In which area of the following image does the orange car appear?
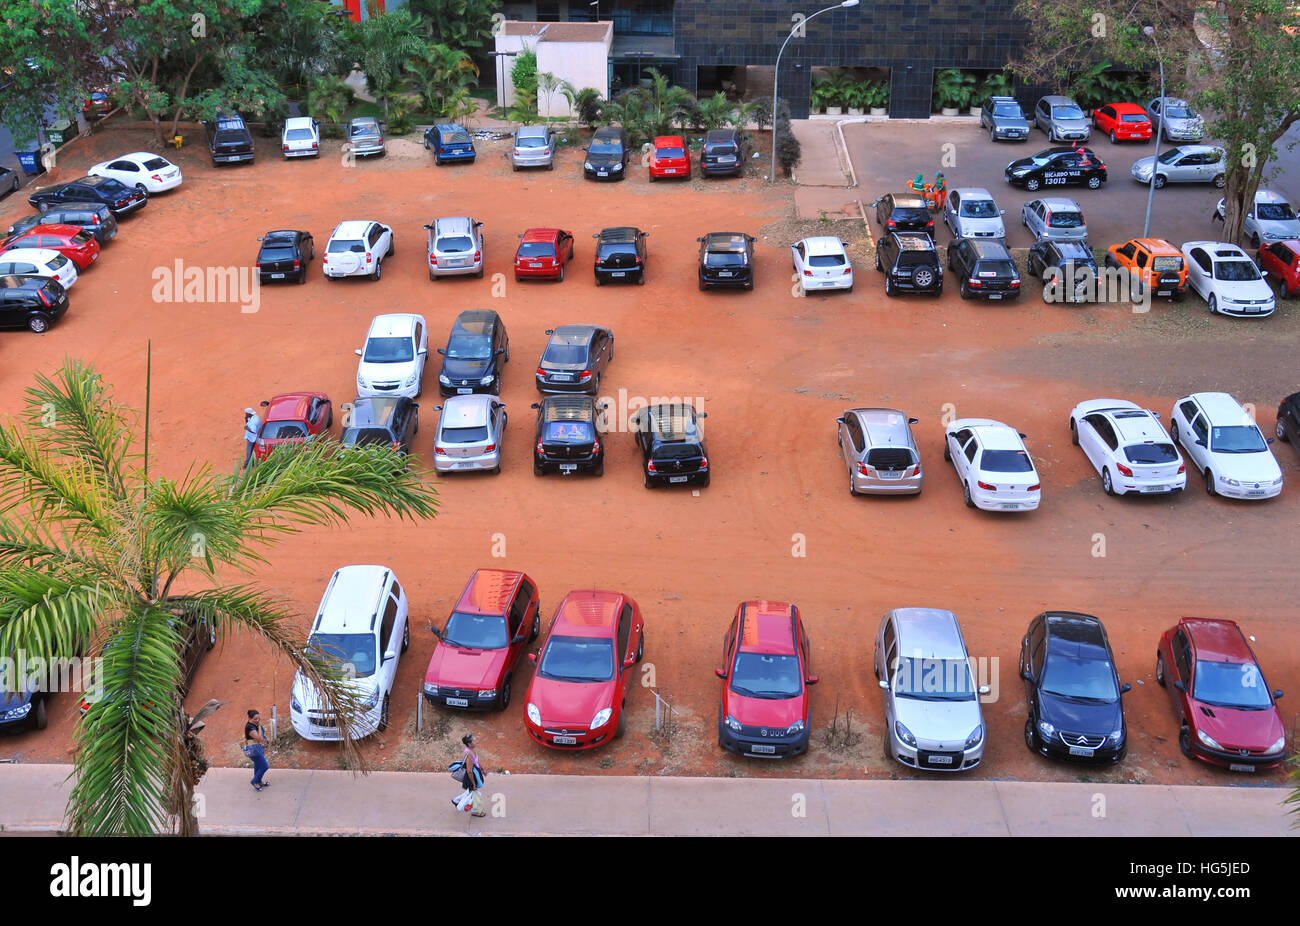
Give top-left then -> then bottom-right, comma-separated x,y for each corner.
1104,238 -> 1187,299
648,135 -> 690,181
1092,102 -> 1153,143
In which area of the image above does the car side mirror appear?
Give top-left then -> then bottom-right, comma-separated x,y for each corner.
1120,683 -> 1132,694
260,400 -> 269,407
1018,432 -> 1027,439
908,417 -> 919,424
715,668 -> 726,679
1173,680 -> 1186,693
544,329 -> 555,336
978,685 -> 990,695
530,402 -> 541,409
436,347 -> 446,355
354,348 -> 363,356
999,209 -> 1006,215
698,412 -> 707,418
1021,669 -> 1033,682
1267,437 -> 1275,445
423,224 -> 432,230
835,417 -> 845,424
623,656 -> 636,668
528,652 -> 538,664
495,347 -> 505,356
383,649 -> 396,662
431,626 -> 442,639
806,675 -> 819,685
1274,689 -> 1284,700
417,347 -> 427,355
511,633 -> 526,645
878,679 -> 889,690
592,233 -> 599,239
1195,439 -> 1206,447
696,237 -> 704,243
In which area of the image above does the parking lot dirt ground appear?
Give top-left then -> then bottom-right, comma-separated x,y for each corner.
2,124 -> 1299,791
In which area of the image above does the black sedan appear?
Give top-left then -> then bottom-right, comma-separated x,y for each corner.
535,324 -> 613,395
697,232 -> 755,290
532,395 -> 604,476
29,175 -> 147,216
631,401 -> 710,488
256,229 -> 314,284
593,226 -> 648,285
341,395 -> 418,455
1021,611 -> 1130,764
1004,147 -> 1108,192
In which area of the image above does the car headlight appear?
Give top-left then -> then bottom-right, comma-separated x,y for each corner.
422,683 -> 436,697
9,702 -> 31,718
1010,168 -> 1028,177
1222,476 -> 1240,486
1197,728 -> 1222,750
291,696 -> 301,713
611,162 -> 623,170
1266,735 -> 1287,755
1273,476 -> 1284,485
477,689 -> 496,699
584,161 -> 594,170
894,721 -> 917,747
1038,720 -> 1056,738
403,371 -> 417,387
527,702 -> 541,726
357,374 -> 370,388
785,719 -> 805,736
965,724 -> 984,750
480,374 -> 494,386
724,713 -> 742,732
1107,727 -> 1124,746
590,707 -> 612,730
439,374 -> 451,385
360,689 -> 380,709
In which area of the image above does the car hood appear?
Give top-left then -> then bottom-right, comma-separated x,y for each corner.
1191,699 -> 1285,752
442,357 -> 491,379
527,676 -> 615,726
425,643 -> 509,690
1207,277 -> 1275,302
1161,116 -> 1202,131
893,693 -> 983,746
292,671 -> 376,713
956,216 -> 1006,236
358,359 -> 417,384
586,151 -> 623,166
0,688 -> 35,711
1038,690 -> 1122,737
1053,117 -> 1090,131
1006,157 -> 1039,173
1208,448 -> 1282,481
1257,218 -> 1300,239
726,690 -> 806,728
1131,157 -> 1158,176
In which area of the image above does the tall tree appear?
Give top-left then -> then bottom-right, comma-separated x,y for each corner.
407,0 -> 500,51
350,7 -> 427,119
0,0 -> 102,143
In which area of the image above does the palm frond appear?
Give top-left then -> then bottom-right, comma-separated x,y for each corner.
0,569 -> 115,661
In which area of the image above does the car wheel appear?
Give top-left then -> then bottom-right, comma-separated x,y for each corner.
1278,419 -> 1289,442
636,634 -> 644,663
297,269 -> 307,284
1213,173 -> 1225,189
643,469 -> 654,488
875,252 -> 882,271
744,277 -> 753,290
530,611 -> 540,641
698,278 -> 707,291
593,460 -> 604,477
1280,280 -> 1291,299
1205,468 -> 1216,496
401,620 -> 410,653
698,473 -> 710,487
849,473 -> 859,496
1109,130 -> 1117,144
377,694 -> 390,732
1070,418 -> 1079,445
429,269 -> 436,281
533,462 -> 544,476
1249,232 -> 1260,249
989,128 -> 996,143
943,442 -> 952,461
493,461 -> 501,475
1155,652 -> 1166,687
497,674 -> 512,711
595,275 -> 604,286
1102,467 -> 1115,496
1023,719 -> 1036,753
1153,175 -> 1167,189
1104,254 -> 1116,269
558,264 -> 565,282
616,703 -> 627,738
27,314 -> 50,333
372,258 -> 382,281
1025,177 -> 1040,191
638,271 -> 646,285
963,481 -> 975,508
512,163 -> 519,171
885,277 -> 897,297
959,282 -> 972,300
1178,727 -> 1195,758
1087,175 -> 1101,189
386,238 -> 395,258
1207,294 -> 1217,314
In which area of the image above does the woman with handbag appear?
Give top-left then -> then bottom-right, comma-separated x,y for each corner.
450,733 -> 487,817
244,709 -> 269,792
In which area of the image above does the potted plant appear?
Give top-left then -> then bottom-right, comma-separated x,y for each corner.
846,81 -> 869,116
933,68 -> 976,116
810,79 -> 832,114
827,73 -> 851,116
865,80 -> 889,116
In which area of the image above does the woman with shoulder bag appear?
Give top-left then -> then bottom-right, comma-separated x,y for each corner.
450,733 -> 487,817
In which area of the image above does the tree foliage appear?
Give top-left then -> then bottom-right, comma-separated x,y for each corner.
407,0 -> 500,51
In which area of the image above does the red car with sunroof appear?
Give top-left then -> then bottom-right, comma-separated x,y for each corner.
1092,102 -> 1152,142
1155,617 -> 1287,771
648,135 -> 691,181
716,600 -> 817,758
0,223 -> 101,270
514,227 -> 575,281
253,392 -> 332,462
524,589 -> 644,749
423,569 -> 540,711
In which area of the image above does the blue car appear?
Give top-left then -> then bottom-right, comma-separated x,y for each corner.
0,684 -> 47,734
424,123 -> 476,165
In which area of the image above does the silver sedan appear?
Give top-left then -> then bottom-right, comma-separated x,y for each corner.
433,394 -> 506,474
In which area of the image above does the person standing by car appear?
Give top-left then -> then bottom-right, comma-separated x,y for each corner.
244,709 -> 269,791
242,407 -> 260,469
453,733 -> 486,817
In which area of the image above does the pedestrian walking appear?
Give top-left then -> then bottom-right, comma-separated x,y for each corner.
244,709 -> 269,791
242,407 -> 261,469
450,733 -> 487,817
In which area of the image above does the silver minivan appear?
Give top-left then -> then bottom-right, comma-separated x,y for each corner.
512,125 -> 554,170
837,407 -> 923,495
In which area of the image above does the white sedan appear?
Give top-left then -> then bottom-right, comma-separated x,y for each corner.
944,418 -> 1041,511
1069,399 -> 1186,496
88,152 -> 182,194
0,247 -> 78,288
791,236 -> 853,293
1170,392 -> 1283,499
1180,240 -> 1275,317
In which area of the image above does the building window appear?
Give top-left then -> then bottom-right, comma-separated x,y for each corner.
536,1 -> 560,22
613,0 -> 674,36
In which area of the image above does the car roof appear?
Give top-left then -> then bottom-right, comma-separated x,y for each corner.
889,608 -> 965,658
1042,612 -> 1110,658
953,186 -> 994,199
1180,618 -> 1252,662
516,124 -> 549,137
213,114 -> 246,128
314,565 -> 391,632
434,216 -> 475,236
541,394 -> 595,421
593,126 -> 625,139
440,393 -> 494,426
704,232 -> 751,250
1039,146 -> 1096,157
654,135 -> 685,146
349,395 -> 406,428
1040,95 -> 1078,105
1186,391 -> 1250,422
553,590 -> 623,637
738,601 -> 797,655
367,313 -> 420,338
0,275 -> 54,290
1125,237 -> 1180,254
968,239 -> 1013,258
641,403 -> 701,439
1035,196 -> 1082,210
988,95 -> 1018,102
1183,241 -> 1249,260
890,231 -> 935,251
1109,408 -> 1167,443
350,116 -> 379,127
889,193 -> 927,208
598,226 -> 641,242
435,122 -> 467,131
1050,240 -> 1093,257
1108,102 -> 1148,114
1171,144 -> 1221,155
0,247 -> 61,261
261,229 -> 302,244
1254,189 -> 1290,204
704,128 -> 739,141
521,227 -> 564,242
457,569 -> 523,615
284,116 -> 315,128
10,223 -> 81,238
799,235 -> 846,254
850,408 -> 915,446
265,391 -> 321,421
451,309 -> 498,335
549,323 -> 601,343
333,220 -> 377,238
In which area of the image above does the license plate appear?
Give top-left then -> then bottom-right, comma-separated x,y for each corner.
1246,490 -> 1266,496
447,259 -> 466,266
270,272 -> 285,279
560,463 -> 577,472
988,293 -> 1002,300
446,697 -> 469,707
456,387 -> 472,395
718,156 -> 736,163
553,373 -> 573,381
1001,502 -> 1020,509
612,271 -> 626,277
1068,745 -> 1095,758
669,475 -> 688,483
91,253 -> 98,260
927,754 -> 954,765
1141,485 -> 1168,493
456,461 -> 476,468
529,262 -> 543,268
1229,763 -> 1256,773
879,471 -> 903,480
1157,289 -> 1171,296
597,171 -> 608,177
553,735 -> 577,744
665,168 -> 676,174
717,270 -> 733,277
750,744 -> 776,755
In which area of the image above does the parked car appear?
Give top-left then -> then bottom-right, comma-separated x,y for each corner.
423,569 -> 541,711
874,192 -> 934,237
1170,392 -> 1283,498
1179,241 -> 1275,316
942,187 -> 1006,241
1274,391 -> 1300,449
1104,238 -> 1187,299
253,391 -> 332,463
875,607 -> 988,771
1091,102 -> 1152,142
511,124 -> 554,170
0,166 -> 19,199
1004,147 -> 1107,192
700,128 -> 748,176
1215,190 -> 1300,247
593,226 -> 648,285
81,86 -> 113,120
1257,240 -> 1300,299
1068,399 -> 1186,495
29,175 -> 146,217
347,117 -> 385,157
524,589 -> 644,750
205,113 -> 255,165
437,309 -> 508,396
583,126 -> 631,180
791,235 -> 852,293
980,95 -> 1031,142
697,231 -> 756,290
1021,196 -> 1087,243
281,116 -> 321,158
424,122 -> 475,164
355,313 -> 428,399
531,394 -> 604,476
514,227 -> 574,282
340,395 -> 418,456
0,677 -> 48,733
944,418 -> 1041,511
1,224 -> 99,270
716,600 -> 816,758
1027,239 -> 1098,303
0,275 -> 68,333
1021,611 -> 1129,763
1147,96 -> 1204,142
1035,95 -> 1091,142
836,407 -> 922,496
947,238 -> 1021,300
648,134 -> 690,180
0,248 -> 77,289
534,324 -> 613,394
323,220 -> 394,281
290,565 -> 409,740
8,203 -> 117,245
424,215 -> 484,279
88,152 -> 182,193
1132,145 -> 1227,189
433,394 -> 506,475
1156,618 -> 1286,770
255,229 -> 313,285
631,400 -> 709,488
875,231 -> 942,297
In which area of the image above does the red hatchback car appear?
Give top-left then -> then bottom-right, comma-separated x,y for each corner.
648,135 -> 691,181
716,600 -> 817,758
1156,618 -> 1287,771
1258,239 -> 1300,299
524,589 -> 644,750
1092,102 -> 1153,142
514,227 -> 575,282
424,569 -> 540,711
0,223 -> 101,270
253,392 -> 332,462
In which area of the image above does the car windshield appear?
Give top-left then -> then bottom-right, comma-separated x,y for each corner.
1193,660 -> 1273,709
437,235 -> 474,253
516,135 -> 548,148
1048,212 -> 1083,227
589,141 -> 622,154
545,421 -> 592,441
1165,104 -> 1195,119
441,425 -> 489,443
1213,259 -> 1261,281
730,653 -> 802,699
519,242 -> 556,258
214,131 -> 246,145
539,636 -> 614,682
977,259 -> 1018,278
808,253 -> 845,267
1029,154 -> 1055,165
1258,203 -> 1297,221
1121,114 -> 1148,123
1125,442 -> 1179,464
327,239 -> 365,253
1209,425 -> 1267,453
981,449 -> 1034,472
542,342 -> 588,364
705,250 -> 746,267
263,421 -> 307,439
892,656 -> 977,701
445,333 -> 491,359
442,611 -> 508,649
1053,104 -> 1085,119
657,146 -> 685,158
1157,148 -> 1183,164
363,336 -> 414,363
307,632 -> 376,678
285,128 -> 314,140
993,103 -> 1021,116
961,200 -> 999,218
343,427 -> 395,447
1041,654 -> 1119,702
654,441 -> 702,459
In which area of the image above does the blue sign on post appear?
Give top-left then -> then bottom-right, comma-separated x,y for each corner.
16,151 -> 41,174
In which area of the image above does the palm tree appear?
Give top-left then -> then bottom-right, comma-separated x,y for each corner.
307,74 -> 355,126
536,72 -> 576,120
352,8 -> 427,119
407,43 -> 478,116
641,67 -> 694,137
693,91 -> 737,131
0,359 -> 439,835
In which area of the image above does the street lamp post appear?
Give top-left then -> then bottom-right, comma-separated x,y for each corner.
770,0 -> 860,182
1142,24 -> 1166,238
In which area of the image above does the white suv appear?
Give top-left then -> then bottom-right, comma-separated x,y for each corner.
356,313 -> 428,399
1170,392 -> 1284,499
323,220 -> 394,281
290,565 -> 410,741
281,116 -> 321,158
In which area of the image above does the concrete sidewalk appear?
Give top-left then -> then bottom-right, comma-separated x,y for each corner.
1,764 -> 1293,836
